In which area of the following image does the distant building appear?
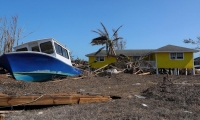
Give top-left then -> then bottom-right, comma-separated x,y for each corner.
194,57 -> 200,65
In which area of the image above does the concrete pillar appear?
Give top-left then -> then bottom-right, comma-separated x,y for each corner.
168,68 -> 170,75
170,69 -> 173,75
174,68 -> 177,75
156,68 -> 159,75
177,68 -> 179,75
185,68 -> 187,75
192,67 -> 195,75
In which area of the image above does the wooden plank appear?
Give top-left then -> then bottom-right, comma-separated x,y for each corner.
109,65 -> 123,71
93,64 -> 108,73
79,97 -> 111,104
72,76 -> 87,80
50,80 -> 64,82
0,115 -> 3,120
94,71 -> 104,76
0,95 -> 78,106
134,70 -> 140,74
0,110 -> 22,114
0,93 -> 8,97
138,72 -> 150,75
0,93 -> 111,107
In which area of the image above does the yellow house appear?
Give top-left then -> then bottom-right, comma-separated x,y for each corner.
86,45 -> 199,75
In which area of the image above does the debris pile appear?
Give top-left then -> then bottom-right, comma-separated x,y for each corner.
78,54 -> 155,77
142,76 -> 200,105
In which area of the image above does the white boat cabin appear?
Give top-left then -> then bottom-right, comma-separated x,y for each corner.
14,38 -> 72,66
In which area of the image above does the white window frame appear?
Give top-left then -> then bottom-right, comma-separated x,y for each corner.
170,53 -> 184,60
95,56 -> 104,62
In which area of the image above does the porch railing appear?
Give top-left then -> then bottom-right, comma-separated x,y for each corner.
135,61 -> 156,68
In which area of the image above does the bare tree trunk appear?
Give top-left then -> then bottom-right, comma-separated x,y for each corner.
113,39 -> 126,50
0,15 -> 22,55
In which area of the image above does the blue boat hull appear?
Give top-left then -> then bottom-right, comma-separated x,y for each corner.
0,52 -> 81,82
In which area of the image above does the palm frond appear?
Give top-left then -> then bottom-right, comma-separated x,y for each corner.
112,25 -> 123,37
113,37 -> 123,41
97,29 -> 106,36
106,42 -> 108,51
91,36 -> 107,45
95,46 -> 105,55
112,29 -> 118,38
91,30 -> 104,36
100,22 -> 109,38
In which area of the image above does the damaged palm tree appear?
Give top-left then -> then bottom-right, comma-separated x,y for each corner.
89,23 -> 154,76
91,22 -> 123,58
90,23 -> 127,76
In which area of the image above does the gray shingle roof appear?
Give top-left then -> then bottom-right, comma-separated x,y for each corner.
154,44 -> 199,52
85,49 -> 154,57
85,45 -> 199,57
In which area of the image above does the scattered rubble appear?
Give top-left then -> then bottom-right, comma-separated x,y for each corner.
142,76 -> 200,105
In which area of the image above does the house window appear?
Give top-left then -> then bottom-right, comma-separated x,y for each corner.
170,53 -> 183,60
95,56 -> 104,62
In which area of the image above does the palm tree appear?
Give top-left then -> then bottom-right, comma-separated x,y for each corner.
91,22 -> 123,58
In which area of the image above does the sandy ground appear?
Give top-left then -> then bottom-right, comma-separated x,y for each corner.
0,72 -> 200,120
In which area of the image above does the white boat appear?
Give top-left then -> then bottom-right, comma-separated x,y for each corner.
0,38 -> 81,82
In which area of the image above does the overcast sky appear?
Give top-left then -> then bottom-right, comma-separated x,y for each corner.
1,0 -> 200,59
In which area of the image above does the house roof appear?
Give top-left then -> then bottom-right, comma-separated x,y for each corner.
154,44 -> 199,53
85,49 -> 154,57
194,57 -> 200,61
85,44 -> 199,57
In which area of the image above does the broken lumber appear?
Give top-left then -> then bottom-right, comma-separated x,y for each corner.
72,76 -> 87,80
79,97 -> 111,104
0,110 -> 22,114
108,65 -> 123,71
93,64 -> 108,73
0,92 -> 111,107
50,79 -> 64,82
134,70 -> 141,74
138,72 -> 150,75
94,71 -> 103,76
0,115 -> 3,120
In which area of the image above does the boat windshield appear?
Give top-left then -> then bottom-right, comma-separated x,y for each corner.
40,41 -> 54,54
31,46 -> 40,52
54,42 -> 69,59
16,47 -> 28,51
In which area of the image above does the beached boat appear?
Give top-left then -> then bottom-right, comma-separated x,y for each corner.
0,38 -> 81,82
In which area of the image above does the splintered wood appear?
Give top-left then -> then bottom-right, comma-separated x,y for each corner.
0,115 -> 3,120
0,92 -> 111,107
